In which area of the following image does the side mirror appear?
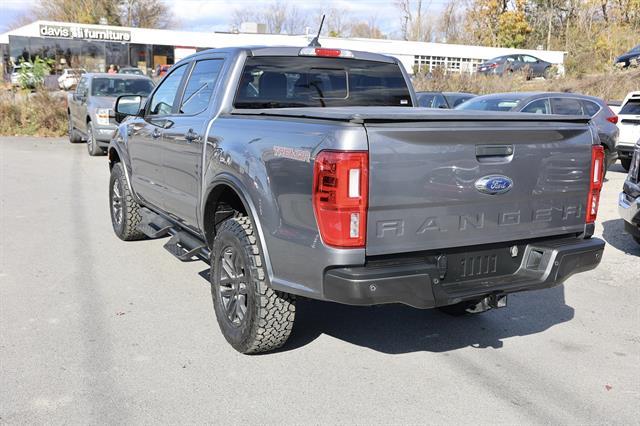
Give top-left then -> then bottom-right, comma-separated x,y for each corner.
115,95 -> 142,123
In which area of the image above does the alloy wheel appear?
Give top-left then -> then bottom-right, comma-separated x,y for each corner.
217,246 -> 248,326
87,127 -> 94,154
111,178 -> 123,226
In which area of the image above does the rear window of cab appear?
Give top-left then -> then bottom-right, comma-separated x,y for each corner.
234,56 -> 412,108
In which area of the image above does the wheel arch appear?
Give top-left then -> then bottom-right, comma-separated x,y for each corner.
202,175 -> 274,281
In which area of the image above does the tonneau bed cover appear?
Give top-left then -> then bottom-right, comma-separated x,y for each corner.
231,106 -> 592,124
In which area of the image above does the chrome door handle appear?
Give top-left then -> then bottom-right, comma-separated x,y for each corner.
151,128 -> 162,139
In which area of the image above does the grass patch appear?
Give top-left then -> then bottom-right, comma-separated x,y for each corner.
0,90 -> 68,137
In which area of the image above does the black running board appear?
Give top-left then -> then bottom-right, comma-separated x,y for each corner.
138,208 -> 173,238
137,207 -> 210,262
164,230 -> 209,261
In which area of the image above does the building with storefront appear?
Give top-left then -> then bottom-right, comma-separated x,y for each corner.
0,20 -> 566,78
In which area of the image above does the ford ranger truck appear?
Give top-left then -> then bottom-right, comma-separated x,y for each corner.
107,46 -> 606,354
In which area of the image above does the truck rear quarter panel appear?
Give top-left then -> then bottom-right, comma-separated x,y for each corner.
203,115 -> 368,297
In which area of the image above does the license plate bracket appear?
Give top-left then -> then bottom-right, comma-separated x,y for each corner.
441,244 -> 525,283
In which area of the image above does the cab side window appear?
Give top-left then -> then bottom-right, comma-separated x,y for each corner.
148,64 -> 187,116
179,59 -> 224,115
76,77 -> 88,97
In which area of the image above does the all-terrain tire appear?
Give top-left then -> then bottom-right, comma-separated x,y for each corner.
87,121 -> 103,156
211,216 -> 296,354
109,162 -> 145,241
621,158 -> 631,172
68,115 -> 82,143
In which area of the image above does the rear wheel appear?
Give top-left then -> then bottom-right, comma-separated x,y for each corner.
211,216 -> 296,354
109,162 -> 145,241
543,67 -> 552,79
621,158 -> 631,172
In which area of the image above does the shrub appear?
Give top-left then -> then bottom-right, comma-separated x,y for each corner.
412,68 -> 640,101
0,90 -> 67,137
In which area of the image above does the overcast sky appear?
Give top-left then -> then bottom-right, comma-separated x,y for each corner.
1,0 -> 448,36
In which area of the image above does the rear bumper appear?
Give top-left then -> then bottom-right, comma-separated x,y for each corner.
323,237 -> 604,309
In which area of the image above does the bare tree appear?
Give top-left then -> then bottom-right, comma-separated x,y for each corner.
282,3 -> 309,35
35,0 -> 122,25
324,7 -> 351,37
230,9 -> 257,31
434,0 -> 465,43
396,0 -> 433,41
263,1 -> 288,33
121,0 -> 173,29
31,0 -> 173,28
349,16 -> 385,39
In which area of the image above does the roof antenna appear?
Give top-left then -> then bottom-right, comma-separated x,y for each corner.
308,14 -> 325,47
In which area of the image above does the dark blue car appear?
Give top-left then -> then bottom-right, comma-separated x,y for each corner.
615,44 -> 640,68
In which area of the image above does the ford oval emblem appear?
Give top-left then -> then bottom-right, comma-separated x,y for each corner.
475,175 -> 513,195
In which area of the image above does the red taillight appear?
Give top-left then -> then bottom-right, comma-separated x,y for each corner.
299,47 -> 354,58
605,105 -> 618,124
489,63 -> 498,69
313,151 -> 368,248
586,145 -> 605,224
314,48 -> 341,57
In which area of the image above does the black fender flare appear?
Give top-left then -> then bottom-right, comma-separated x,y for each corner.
107,136 -> 143,205
202,173 -> 275,284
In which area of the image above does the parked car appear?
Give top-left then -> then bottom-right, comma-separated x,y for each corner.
416,91 -> 476,108
67,73 -> 155,156
614,44 -> 640,68
477,54 -> 553,79
10,63 -> 35,87
119,67 -> 145,76
619,140 -> 640,244
456,92 -> 619,172
608,101 -> 622,115
108,46 -> 604,354
57,68 -> 86,90
616,91 -> 640,171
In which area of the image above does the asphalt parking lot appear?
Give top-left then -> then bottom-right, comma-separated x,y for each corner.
1,137 -> 639,424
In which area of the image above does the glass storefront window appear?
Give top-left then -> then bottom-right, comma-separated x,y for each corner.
7,36 -> 175,76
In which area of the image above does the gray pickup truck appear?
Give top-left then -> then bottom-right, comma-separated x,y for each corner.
67,73 -> 154,156
108,46 -> 606,354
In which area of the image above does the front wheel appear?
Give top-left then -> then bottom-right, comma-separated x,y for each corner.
86,122 -> 103,156
109,163 -> 145,241
211,216 -> 296,354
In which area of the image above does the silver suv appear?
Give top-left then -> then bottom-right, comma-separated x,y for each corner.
66,73 -> 154,156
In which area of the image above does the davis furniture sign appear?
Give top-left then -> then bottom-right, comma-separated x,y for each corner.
39,24 -> 131,42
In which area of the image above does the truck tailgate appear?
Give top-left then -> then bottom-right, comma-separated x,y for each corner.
365,120 -> 593,256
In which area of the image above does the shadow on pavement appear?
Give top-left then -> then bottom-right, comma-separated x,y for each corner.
601,219 -> 640,256
607,163 -> 628,175
197,272 -> 574,354
281,285 -> 574,354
